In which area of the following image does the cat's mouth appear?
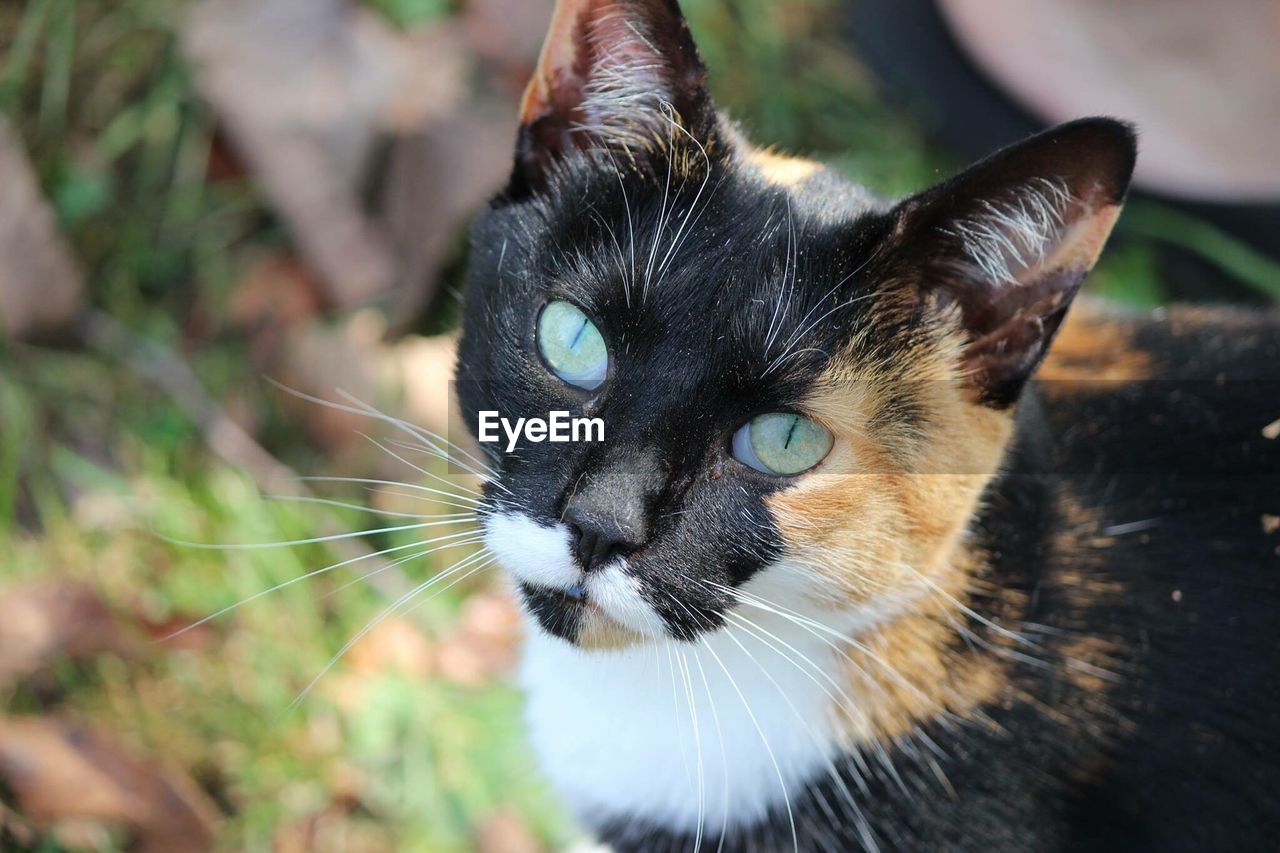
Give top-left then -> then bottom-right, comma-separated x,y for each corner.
518,581 -> 652,650
485,511 -> 669,649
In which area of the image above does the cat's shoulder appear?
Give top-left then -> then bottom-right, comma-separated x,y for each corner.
1044,297 -> 1280,383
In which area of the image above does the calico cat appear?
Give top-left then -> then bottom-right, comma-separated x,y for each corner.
454,1 -> 1280,850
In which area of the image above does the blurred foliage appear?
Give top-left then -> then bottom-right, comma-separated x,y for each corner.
1,0 -> 1276,850
368,0 -> 455,29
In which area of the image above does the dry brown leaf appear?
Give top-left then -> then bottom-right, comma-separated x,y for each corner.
436,588 -> 522,687
229,255 -> 324,336
389,332 -> 486,512
476,807 -> 544,853
272,789 -> 393,853
0,119 -> 83,340
346,616 -> 435,677
0,583 -> 132,692
274,310 -> 394,455
459,587 -> 523,646
0,717 -> 219,853
0,802 -> 42,849
393,331 -> 464,449
380,104 -> 518,329
185,0 -> 467,308
384,23 -> 473,135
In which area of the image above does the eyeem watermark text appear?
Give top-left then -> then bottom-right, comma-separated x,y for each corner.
478,411 -> 605,452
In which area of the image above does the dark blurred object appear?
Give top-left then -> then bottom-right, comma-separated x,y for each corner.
465,0 -> 556,88
0,717 -> 218,853
0,582 -> 131,695
0,118 -> 83,341
846,0 -> 1280,297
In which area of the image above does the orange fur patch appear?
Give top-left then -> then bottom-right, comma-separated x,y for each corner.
746,148 -> 823,188
831,563 -> 1014,746
1039,299 -> 1151,383
767,325 -> 1013,611
762,302 -> 1130,748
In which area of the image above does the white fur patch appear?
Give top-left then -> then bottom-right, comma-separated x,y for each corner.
485,512 -> 581,590
586,561 -> 670,637
521,564 -> 876,841
488,511 -> 903,841
484,511 -> 667,638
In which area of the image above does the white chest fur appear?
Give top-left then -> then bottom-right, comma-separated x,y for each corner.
519,595 -> 857,838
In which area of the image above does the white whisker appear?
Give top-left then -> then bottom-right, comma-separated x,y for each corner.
159,518 -> 475,551
289,551 -> 495,710
701,639 -> 799,852
297,476 -> 482,511
164,530 -> 482,640
265,494 -> 474,521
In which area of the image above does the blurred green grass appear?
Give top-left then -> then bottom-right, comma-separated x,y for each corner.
1,1 -> 1276,850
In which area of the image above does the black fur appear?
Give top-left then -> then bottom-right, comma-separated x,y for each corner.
589,313 -> 1280,851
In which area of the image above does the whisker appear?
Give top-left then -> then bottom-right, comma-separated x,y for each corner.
603,148 -> 638,306
689,646 -> 732,853
288,552 -> 496,710
704,580 -> 939,713
158,519 -> 475,551
297,476 -> 482,511
701,639 -> 799,852
642,113 -> 677,302
717,620 -> 881,851
763,197 -> 795,353
654,106 -> 715,286
319,536 -> 488,601
358,432 -> 488,504
723,608 -> 888,801
264,379 -> 502,485
333,388 -> 504,484
163,530 -> 483,640
674,647 -> 708,853
265,494 -> 475,520
765,292 -> 878,376
665,643 -> 696,790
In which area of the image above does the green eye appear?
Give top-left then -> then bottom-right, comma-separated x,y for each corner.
536,300 -> 609,390
732,412 -> 833,476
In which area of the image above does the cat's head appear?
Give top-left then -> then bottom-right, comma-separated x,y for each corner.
456,0 -> 1135,649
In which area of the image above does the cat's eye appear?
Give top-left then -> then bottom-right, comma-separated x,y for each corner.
536,300 -> 609,391
732,412 -> 833,476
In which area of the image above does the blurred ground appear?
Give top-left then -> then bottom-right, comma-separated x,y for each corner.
0,1 -> 1275,851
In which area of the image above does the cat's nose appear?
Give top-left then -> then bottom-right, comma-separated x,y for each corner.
561,446 -> 662,572
564,506 -> 643,572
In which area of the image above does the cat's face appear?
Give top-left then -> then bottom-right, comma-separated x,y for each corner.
456,0 -> 1134,649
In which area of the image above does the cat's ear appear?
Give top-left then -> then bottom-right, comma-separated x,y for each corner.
507,0 -> 717,197
885,118 -> 1137,407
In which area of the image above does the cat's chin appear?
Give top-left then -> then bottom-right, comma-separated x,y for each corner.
519,581 -> 657,651
574,604 -> 654,651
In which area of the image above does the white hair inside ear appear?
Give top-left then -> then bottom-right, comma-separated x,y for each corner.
942,177 -> 1075,287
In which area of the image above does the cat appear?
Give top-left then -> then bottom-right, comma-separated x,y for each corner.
454,1 -> 1280,850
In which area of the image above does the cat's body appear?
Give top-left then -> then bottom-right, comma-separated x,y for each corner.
455,1 -> 1280,849
519,304 -> 1280,853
